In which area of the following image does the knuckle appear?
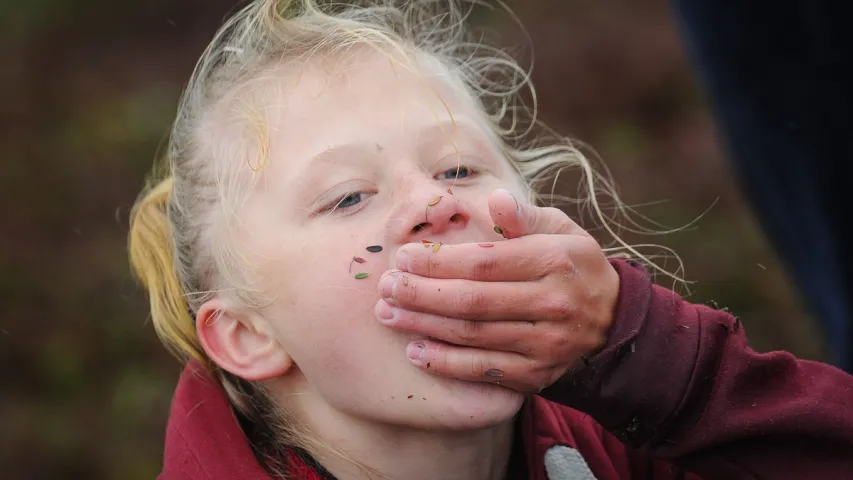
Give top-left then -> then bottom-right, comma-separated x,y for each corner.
526,358 -> 550,382
541,292 -> 575,320
468,354 -> 490,378
426,255 -> 440,277
458,319 -> 483,343
544,245 -> 575,275
542,327 -> 570,352
542,206 -> 566,218
455,288 -> 488,317
579,233 -> 602,251
406,281 -> 420,306
470,254 -> 499,280
430,343 -> 450,375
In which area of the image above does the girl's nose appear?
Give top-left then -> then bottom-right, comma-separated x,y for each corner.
389,182 -> 470,243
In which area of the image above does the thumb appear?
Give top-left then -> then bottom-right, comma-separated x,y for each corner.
488,189 -> 587,238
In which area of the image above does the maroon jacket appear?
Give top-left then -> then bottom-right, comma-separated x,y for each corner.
158,260 -> 853,479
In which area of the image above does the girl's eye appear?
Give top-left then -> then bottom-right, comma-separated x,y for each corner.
437,165 -> 475,180
315,191 -> 372,216
336,192 -> 366,209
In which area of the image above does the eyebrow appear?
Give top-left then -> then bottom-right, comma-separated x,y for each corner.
415,119 -> 492,148
307,118 -> 484,164
289,118 -> 489,200
289,143 -> 374,205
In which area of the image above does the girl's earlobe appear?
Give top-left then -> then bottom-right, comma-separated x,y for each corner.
196,299 -> 293,381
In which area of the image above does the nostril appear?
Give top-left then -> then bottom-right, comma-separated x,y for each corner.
412,222 -> 430,232
449,214 -> 464,223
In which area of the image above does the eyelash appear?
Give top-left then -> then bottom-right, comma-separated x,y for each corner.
437,165 -> 476,181
318,165 -> 478,214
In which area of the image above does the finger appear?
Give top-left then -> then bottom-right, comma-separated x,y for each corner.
406,339 -> 556,393
488,189 -> 588,238
379,271 -> 571,322
395,235 -> 565,281
375,299 -> 538,354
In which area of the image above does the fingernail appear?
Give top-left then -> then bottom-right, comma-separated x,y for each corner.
508,191 -> 520,212
407,341 -> 425,365
396,248 -> 410,271
375,300 -> 396,323
497,188 -> 521,213
379,274 -> 395,299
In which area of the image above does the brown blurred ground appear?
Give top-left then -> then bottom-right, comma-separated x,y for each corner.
0,1 -> 828,478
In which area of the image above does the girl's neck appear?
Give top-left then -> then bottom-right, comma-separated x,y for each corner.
310,419 -> 515,480
285,395 -> 518,480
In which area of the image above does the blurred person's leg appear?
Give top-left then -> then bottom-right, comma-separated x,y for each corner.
672,0 -> 853,371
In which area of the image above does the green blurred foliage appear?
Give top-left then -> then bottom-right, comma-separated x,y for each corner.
1,0 -> 828,478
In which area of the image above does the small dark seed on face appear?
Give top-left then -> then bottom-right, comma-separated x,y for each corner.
353,257 -> 366,263
366,245 -> 383,253
407,394 -> 414,399
426,362 -> 431,368
493,225 -> 504,236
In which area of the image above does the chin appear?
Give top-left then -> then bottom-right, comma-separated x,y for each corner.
432,380 -> 526,431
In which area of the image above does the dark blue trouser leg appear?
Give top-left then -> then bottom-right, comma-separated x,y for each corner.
672,0 -> 853,371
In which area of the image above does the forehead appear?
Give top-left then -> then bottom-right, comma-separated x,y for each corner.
254,50 -> 490,168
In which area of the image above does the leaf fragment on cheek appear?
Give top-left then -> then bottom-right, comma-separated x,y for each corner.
348,256 -> 367,273
493,225 -> 505,236
354,272 -> 370,279
428,196 -> 443,206
432,242 -> 442,252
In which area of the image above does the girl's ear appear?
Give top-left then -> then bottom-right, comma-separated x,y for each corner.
196,299 -> 293,381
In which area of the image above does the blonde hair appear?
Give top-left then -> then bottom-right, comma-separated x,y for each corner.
129,0 -> 677,476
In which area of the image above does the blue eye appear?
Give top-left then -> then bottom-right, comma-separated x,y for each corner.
439,166 -> 473,180
335,192 -> 366,209
314,188 -> 374,217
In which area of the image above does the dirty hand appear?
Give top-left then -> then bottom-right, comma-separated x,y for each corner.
375,189 -> 621,392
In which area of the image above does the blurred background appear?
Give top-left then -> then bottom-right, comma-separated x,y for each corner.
1,0 -> 830,478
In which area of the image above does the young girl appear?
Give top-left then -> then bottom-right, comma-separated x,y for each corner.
128,1 -> 853,479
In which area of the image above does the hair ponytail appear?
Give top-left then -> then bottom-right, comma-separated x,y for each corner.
129,176 -> 204,364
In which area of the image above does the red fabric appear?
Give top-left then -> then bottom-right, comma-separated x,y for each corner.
158,260 -> 853,479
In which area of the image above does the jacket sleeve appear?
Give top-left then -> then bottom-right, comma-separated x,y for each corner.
539,259 -> 853,480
